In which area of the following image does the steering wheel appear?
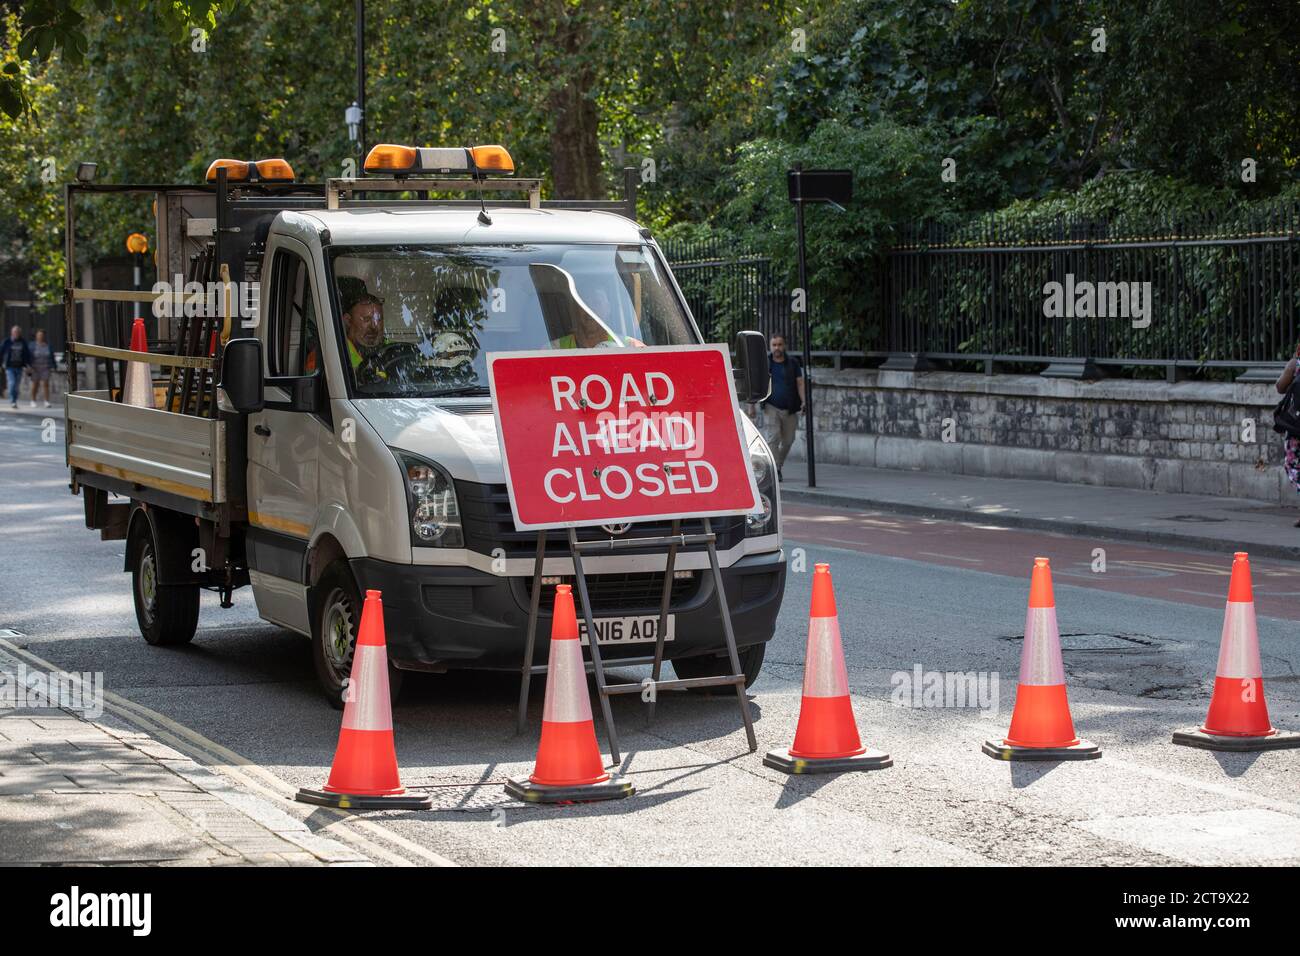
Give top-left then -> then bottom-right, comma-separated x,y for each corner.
370,341 -> 423,374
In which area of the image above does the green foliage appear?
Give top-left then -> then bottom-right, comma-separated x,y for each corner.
1,1 -> 237,118
710,118 -> 992,349
766,0 -> 1300,195
1,0 -> 802,298
0,16 -> 65,298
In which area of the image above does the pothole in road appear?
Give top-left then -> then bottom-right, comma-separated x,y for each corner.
999,632 -> 1202,698
1162,514 -> 1230,523
999,632 -> 1169,652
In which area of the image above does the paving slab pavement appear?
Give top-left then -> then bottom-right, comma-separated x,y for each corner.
0,649 -> 370,867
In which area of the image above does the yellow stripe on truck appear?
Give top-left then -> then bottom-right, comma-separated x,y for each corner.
249,511 -> 312,538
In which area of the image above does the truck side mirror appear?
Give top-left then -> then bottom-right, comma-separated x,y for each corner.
220,338 -> 264,413
734,330 -> 771,404
284,372 -> 321,413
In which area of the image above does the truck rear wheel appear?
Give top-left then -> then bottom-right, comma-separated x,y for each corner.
132,528 -> 200,646
672,642 -> 766,689
311,562 -> 404,710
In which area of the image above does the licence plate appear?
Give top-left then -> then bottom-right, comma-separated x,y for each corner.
577,615 -> 676,646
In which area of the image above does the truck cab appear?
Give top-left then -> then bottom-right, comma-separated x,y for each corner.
66,145 -> 786,705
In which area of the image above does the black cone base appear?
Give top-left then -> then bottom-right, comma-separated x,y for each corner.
763,747 -> 893,775
504,775 -> 634,804
1172,727 -> 1300,752
982,739 -> 1101,761
294,787 -> 432,810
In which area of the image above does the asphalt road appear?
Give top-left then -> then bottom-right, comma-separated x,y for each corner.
4,412 -> 1300,866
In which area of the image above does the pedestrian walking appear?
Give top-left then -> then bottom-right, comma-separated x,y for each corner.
762,333 -> 804,480
28,329 -> 54,408
2,325 -> 32,409
1276,341 -> 1300,525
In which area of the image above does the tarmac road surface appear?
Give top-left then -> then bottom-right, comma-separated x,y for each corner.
4,413 -> 1300,866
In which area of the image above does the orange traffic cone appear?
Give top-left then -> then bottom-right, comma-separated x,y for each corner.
1173,552 -> 1300,751
121,317 -> 155,409
984,557 -> 1100,761
765,563 -> 891,774
296,590 -> 431,809
506,585 -> 633,803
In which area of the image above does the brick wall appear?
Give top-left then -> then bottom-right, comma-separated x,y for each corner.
771,369 -> 1295,503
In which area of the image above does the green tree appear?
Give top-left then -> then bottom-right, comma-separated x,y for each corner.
766,0 -> 1300,196
1,1 -> 239,117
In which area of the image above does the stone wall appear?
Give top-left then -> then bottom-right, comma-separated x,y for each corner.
772,369 -> 1295,503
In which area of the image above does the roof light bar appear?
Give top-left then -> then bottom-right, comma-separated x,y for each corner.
204,157 -> 296,183
362,143 -> 515,178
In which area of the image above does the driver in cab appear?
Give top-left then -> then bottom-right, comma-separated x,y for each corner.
307,278 -> 388,383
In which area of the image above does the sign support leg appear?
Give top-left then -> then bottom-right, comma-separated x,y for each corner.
647,519 -> 681,724
704,517 -> 758,752
515,530 -> 547,735
568,527 -> 622,766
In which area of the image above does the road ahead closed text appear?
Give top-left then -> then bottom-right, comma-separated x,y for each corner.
488,346 -> 759,529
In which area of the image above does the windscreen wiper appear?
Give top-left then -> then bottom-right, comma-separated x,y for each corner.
424,385 -> 491,397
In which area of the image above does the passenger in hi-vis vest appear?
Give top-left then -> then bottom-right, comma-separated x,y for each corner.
550,287 -> 645,350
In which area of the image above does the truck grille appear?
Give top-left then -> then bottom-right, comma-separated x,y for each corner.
457,480 -> 746,559
524,571 -> 700,613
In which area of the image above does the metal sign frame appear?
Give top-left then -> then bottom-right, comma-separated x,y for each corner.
515,519 -> 758,765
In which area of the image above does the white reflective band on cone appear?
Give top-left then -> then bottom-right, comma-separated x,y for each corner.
542,638 -> 594,724
1216,601 -> 1263,679
802,616 -> 850,698
122,360 -> 154,408
341,644 -> 393,732
1019,606 -> 1066,686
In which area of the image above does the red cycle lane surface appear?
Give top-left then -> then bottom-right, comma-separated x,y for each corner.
782,502 -> 1300,622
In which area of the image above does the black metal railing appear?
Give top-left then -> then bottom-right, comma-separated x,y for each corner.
661,238 -> 798,347
886,209 -> 1300,376
663,205 -> 1300,377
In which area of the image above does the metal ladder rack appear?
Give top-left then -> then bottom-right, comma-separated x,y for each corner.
516,518 -> 758,765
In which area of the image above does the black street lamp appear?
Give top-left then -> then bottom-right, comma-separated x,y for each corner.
352,0 -> 366,157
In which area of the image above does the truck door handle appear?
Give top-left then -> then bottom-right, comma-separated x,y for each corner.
254,424 -> 272,437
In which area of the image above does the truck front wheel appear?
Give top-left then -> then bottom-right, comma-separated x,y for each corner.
132,529 -> 200,646
672,642 -> 766,689
310,562 -> 404,710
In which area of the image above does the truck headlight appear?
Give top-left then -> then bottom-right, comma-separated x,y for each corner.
746,444 -> 776,535
395,453 -> 464,548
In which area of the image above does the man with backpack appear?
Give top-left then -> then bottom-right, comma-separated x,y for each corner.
763,333 -> 805,480
1,325 -> 32,409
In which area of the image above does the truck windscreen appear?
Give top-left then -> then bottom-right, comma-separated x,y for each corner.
325,243 -> 699,397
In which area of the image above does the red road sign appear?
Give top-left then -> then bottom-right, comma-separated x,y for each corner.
487,345 -> 760,530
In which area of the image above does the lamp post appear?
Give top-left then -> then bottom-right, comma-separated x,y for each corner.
352,0 -> 366,156
786,166 -> 852,489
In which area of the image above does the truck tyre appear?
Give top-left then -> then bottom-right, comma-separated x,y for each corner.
672,642 -> 766,690
132,526 -> 200,647
311,562 -> 404,710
